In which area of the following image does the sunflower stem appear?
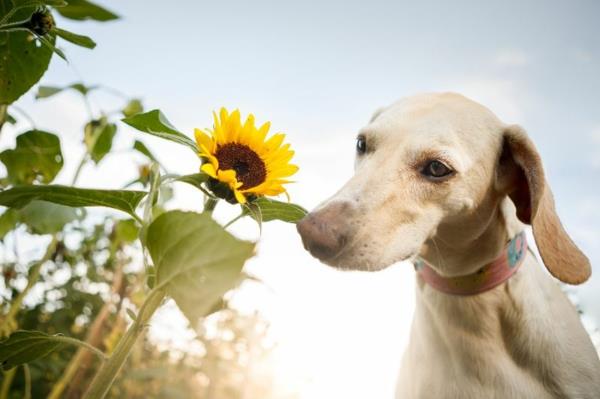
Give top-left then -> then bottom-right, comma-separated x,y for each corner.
204,197 -> 218,214
83,288 -> 166,399
142,163 -> 161,224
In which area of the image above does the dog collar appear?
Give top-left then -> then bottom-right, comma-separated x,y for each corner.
414,231 -> 527,296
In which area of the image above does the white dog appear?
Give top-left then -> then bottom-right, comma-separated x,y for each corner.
297,93 -> 600,398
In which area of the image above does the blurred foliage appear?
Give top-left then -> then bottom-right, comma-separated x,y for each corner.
111,309 -> 279,399
0,1 -> 304,398
2,217 -> 128,397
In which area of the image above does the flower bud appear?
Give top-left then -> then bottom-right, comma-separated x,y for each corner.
27,8 -> 55,36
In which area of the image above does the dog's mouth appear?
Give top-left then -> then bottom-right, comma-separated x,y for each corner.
303,238 -> 418,272
299,234 -> 348,264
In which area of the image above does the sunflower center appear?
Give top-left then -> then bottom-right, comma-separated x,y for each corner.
215,143 -> 266,190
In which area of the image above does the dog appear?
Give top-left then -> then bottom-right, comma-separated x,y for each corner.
296,93 -> 600,398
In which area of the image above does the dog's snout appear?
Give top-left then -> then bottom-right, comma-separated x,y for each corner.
296,201 -> 354,261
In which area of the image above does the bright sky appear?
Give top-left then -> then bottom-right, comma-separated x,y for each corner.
3,1 -> 600,398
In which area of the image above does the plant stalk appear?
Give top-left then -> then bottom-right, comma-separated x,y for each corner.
71,153 -> 89,186
47,258 -> 125,399
47,347 -> 88,399
204,197 -> 218,213
82,288 -> 166,399
0,369 -> 16,399
142,163 -> 160,224
10,106 -> 37,129
23,365 -> 31,399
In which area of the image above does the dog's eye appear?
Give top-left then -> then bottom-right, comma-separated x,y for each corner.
356,136 -> 367,154
421,160 -> 454,179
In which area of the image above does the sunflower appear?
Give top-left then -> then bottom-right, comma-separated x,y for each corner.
194,108 -> 298,204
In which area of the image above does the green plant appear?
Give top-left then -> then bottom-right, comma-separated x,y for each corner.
0,1 -> 306,398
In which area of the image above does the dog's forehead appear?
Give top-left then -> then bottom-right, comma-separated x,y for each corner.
362,92 -> 503,144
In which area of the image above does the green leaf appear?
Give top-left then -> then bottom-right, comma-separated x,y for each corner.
35,32 -> 66,61
0,208 -> 19,240
35,82 -> 96,99
6,0 -> 67,11
69,82 -> 93,95
0,130 -> 63,185
114,218 -> 139,243
84,118 -> 117,164
0,185 -> 146,219
204,298 -> 227,317
122,99 -> 143,118
0,330 -> 64,370
19,200 -> 80,234
35,85 -> 62,98
147,211 -> 255,324
244,197 -> 307,223
55,0 -> 118,21
0,5 -> 55,104
132,140 -> 157,162
122,110 -> 198,154
54,27 -> 96,49
175,173 -> 209,190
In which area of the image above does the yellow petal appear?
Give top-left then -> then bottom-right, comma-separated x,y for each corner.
239,114 -> 256,146
228,109 -> 241,142
219,107 -> 229,124
269,164 -> 299,178
199,147 -> 219,169
265,147 -> 294,165
233,189 -> 247,204
264,133 -> 285,154
213,111 -> 225,144
201,163 -> 217,178
217,168 -> 236,182
258,122 -> 270,141
244,114 -> 255,131
217,169 -> 243,189
195,128 -> 214,152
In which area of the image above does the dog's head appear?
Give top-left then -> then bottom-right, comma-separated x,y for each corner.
297,92 -> 590,284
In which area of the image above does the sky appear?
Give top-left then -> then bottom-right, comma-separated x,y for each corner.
2,0 -> 600,398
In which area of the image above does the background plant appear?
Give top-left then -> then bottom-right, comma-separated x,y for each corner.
0,1 -> 305,398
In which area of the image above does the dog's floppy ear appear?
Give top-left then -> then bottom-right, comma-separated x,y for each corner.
498,125 -> 591,284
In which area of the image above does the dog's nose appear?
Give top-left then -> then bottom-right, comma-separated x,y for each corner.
296,201 -> 353,260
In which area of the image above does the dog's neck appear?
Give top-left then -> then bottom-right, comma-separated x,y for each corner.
419,197 -> 524,278
415,231 -> 527,295
412,197 -> 531,340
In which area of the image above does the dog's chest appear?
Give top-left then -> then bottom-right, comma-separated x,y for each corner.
395,269 -> 597,399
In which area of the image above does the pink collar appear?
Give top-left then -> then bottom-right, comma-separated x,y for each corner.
414,231 -> 527,296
